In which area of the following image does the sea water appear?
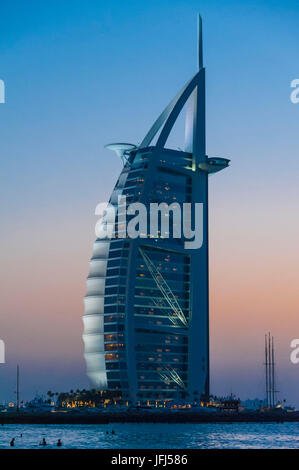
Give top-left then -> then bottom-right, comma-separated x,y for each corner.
0,422 -> 299,449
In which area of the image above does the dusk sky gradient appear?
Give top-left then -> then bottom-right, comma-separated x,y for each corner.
1,0 -> 299,405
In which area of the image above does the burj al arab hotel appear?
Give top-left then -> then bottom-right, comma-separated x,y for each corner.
82,16 -> 229,403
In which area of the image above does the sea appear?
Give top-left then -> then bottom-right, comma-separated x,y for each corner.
0,422 -> 298,449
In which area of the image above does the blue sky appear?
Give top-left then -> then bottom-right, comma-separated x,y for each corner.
1,0 -> 298,209
1,0 -> 299,404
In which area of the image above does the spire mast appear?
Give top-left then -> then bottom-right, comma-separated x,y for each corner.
198,14 -> 203,70
184,14 -> 205,158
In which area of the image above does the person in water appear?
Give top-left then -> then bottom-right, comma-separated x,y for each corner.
41,438 -> 47,446
57,439 -> 62,447
10,438 -> 15,447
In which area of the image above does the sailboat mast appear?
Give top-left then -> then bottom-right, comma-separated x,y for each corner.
272,336 -> 275,406
268,333 -> 272,407
16,364 -> 19,412
265,335 -> 269,407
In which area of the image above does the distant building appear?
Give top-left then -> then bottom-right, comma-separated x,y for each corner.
82,16 -> 229,403
241,398 -> 266,410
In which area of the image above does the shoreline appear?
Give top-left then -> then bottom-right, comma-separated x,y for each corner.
1,411 -> 298,425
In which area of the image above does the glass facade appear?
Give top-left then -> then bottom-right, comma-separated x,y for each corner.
134,246 -> 190,398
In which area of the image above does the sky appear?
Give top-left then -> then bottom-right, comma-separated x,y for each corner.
1,0 -> 299,405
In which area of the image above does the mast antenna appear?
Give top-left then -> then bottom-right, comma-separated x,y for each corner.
198,14 -> 203,70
